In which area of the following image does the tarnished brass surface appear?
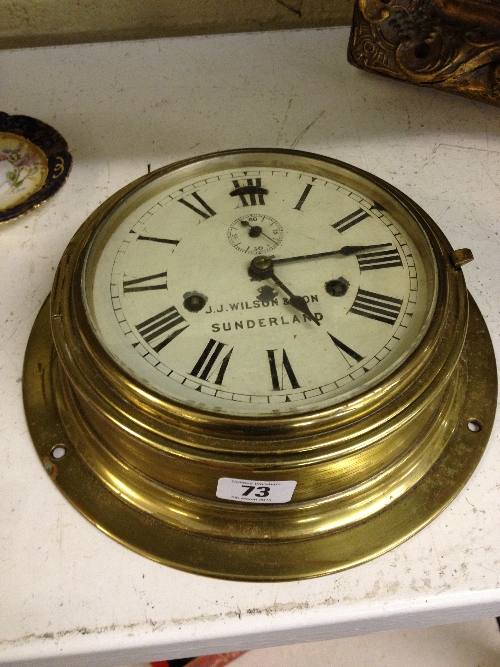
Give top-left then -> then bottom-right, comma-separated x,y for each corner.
23,295 -> 497,579
23,151 -> 497,580
348,0 -> 500,108
451,248 -> 474,269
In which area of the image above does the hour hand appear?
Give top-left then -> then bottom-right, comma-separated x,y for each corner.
248,256 -> 320,326
270,272 -> 321,326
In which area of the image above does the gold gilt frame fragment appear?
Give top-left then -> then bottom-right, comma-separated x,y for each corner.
348,0 -> 500,108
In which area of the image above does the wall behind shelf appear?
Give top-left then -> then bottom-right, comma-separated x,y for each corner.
0,0 -> 354,49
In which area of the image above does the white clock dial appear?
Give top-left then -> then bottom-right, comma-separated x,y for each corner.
84,158 -> 436,416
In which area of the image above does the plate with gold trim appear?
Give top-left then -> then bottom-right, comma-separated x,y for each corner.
0,112 -> 72,223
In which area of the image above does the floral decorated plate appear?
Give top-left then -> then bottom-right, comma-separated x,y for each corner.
0,112 -> 72,223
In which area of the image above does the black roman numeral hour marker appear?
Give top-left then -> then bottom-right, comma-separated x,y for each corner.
190,339 -> 233,385
294,183 -> 313,211
230,178 -> 268,206
332,208 -> 370,233
267,349 -> 300,391
328,333 -> 364,364
178,192 -> 216,219
356,246 -> 403,271
123,271 -> 168,293
350,289 -> 403,326
136,306 -> 189,352
137,235 -> 180,245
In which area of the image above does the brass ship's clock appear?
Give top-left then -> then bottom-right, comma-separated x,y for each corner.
23,149 -> 497,581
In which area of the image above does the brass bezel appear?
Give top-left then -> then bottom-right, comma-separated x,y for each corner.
23,149 -> 497,580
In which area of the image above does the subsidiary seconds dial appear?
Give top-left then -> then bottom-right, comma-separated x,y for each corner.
228,213 -> 284,254
86,156 -> 435,416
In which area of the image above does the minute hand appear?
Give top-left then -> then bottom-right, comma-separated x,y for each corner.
273,244 -> 392,265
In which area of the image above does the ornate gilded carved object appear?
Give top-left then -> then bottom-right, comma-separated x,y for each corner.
348,0 -> 500,108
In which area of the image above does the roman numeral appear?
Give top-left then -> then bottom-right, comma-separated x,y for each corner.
135,306 -> 188,352
189,339 -> 234,385
267,349 -> 300,391
332,208 -> 370,233
349,289 -> 403,326
230,178 -> 268,206
137,235 -> 180,245
178,191 -> 216,219
356,246 -> 403,271
294,183 -> 313,211
123,271 -> 168,293
328,333 -> 364,364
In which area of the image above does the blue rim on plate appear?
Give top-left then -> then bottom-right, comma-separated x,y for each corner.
0,112 -> 72,223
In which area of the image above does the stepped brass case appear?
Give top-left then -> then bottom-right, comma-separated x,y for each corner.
23,150 -> 497,581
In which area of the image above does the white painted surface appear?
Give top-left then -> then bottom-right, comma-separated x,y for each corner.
231,618 -> 500,667
0,26 -> 499,667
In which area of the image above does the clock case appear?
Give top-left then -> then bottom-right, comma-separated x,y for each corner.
23,149 -> 497,581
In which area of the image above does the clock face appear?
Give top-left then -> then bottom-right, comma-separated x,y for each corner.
84,152 -> 437,417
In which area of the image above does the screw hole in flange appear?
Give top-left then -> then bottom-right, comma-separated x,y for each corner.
51,444 -> 67,459
467,420 -> 482,433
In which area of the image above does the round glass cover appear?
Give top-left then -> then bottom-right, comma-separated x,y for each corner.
84,152 -> 437,416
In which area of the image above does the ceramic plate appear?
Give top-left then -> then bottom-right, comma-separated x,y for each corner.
0,112 -> 72,223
